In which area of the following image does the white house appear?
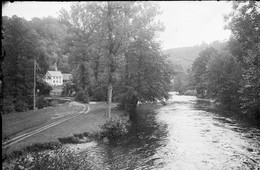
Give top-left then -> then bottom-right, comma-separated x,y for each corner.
43,71 -> 63,96
44,71 -> 63,86
43,70 -> 74,96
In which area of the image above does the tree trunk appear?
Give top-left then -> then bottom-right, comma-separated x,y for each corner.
107,83 -> 113,119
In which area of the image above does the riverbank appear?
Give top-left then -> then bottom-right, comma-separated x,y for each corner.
194,99 -> 260,128
2,102 -> 129,169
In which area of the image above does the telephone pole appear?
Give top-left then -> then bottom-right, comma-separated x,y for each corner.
33,60 -> 36,110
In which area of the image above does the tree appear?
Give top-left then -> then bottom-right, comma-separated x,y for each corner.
30,16 -> 68,73
171,64 -> 194,95
1,35 -> 5,115
36,77 -> 52,96
115,1 -> 172,114
191,47 -> 218,98
59,2 -> 172,119
73,62 -> 91,92
225,1 -> 260,117
2,16 -> 43,112
206,51 -> 242,110
72,62 -> 91,103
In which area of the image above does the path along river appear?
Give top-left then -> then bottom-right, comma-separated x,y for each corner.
77,93 -> 260,170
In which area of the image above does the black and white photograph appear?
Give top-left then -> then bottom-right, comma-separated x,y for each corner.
2,1 -> 260,169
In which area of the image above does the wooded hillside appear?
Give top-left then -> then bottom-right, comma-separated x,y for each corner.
163,41 -> 227,69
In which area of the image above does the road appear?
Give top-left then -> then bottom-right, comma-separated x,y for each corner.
2,102 -> 89,149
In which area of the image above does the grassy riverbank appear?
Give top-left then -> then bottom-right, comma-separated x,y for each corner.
2,101 -> 129,169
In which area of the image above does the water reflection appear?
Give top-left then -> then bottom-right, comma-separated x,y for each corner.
79,93 -> 260,169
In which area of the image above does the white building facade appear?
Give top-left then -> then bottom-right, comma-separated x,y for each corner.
44,71 -> 63,86
43,71 -> 63,96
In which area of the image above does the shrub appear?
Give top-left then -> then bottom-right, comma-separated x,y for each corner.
184,90 -> 197,96
4,148 -> 94,170
36,95 -> 49,109
101,118 -> 129,138
3,96 -> 15,114
14,100 -> 28,112
25,142 -> 62,152
58,136 -> 79,144
75,90 -> 89,103
90,84 -> 107,101
50,100 -> 59,107
36,78 -> 52,96
61,81 -> 77,97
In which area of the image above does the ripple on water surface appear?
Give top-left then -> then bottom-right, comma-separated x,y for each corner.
80,94 -> 260,169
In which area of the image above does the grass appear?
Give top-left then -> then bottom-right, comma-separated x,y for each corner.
2,102 -> 127,155
2,102 -> 129,170
2,103 -> 83,140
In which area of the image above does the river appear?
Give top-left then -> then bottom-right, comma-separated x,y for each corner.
79,92 -> 260,169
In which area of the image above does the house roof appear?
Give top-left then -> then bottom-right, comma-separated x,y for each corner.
47,71 -> 62,77
44,72 -> 51,79
62,74 -> 72,81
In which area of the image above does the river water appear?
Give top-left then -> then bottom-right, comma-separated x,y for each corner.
81,93 -> 260,170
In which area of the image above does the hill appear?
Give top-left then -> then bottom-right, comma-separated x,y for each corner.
162,41 -> 227,69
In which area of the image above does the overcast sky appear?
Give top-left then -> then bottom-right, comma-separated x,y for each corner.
2,1 -> 233,50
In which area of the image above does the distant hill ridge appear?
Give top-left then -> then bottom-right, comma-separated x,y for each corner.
162,41 -> 227,69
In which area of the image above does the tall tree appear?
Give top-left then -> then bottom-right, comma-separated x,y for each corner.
191,47 -> 218,98
60,2 -> 171,118
1,33 -> 6,115
116,2 -> 173,114
206,51 -> 242,110
225,1 -> 260,117
2,16 -> 43,112
59,2 -> 140,118
30,16 -> 68,74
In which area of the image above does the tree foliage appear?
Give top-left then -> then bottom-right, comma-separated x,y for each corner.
59,2 -> 172,117
2,16 -> 40,112
206,51 -> 242,110
2,14 -> 72,113
225,1 -> 260,117
191,47 -> 218,98
187,2 -> 259,118
30,16 -> 68,74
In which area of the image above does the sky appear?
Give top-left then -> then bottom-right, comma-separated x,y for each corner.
2,1 -> 233,50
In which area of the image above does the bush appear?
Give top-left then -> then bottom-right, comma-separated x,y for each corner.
61,81 -> 77,97
4,147 -> 94,170
14,100 -> 28,112
36,95 -> 50,109
50,100 -> 59,107
25,142 -> 62,153
90,84 -> 107,101
3,96 -> 15,114
75,90 -> 89,103
36,78 -> 52,96
2,142 -> 62,162
58,136 -> 79,144
184,90 -> 197,96
101,118 -> 129,138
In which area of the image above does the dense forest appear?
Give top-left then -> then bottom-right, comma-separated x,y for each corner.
1,2 -> 174,117
172,2 -> 260,119
1,1 -> 259,119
